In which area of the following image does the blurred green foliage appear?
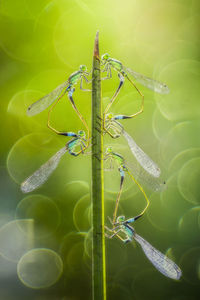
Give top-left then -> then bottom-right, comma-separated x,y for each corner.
0,0 -> 200,299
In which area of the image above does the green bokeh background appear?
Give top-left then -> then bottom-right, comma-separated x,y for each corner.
0,0 -> 200,299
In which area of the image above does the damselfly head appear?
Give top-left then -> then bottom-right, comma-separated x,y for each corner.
116,215 -> 125,223
80,65 -> 87,72
106,113 -> 114,120
106,146 -> 112,154
78,130 -> 85,137
101,53 -> 110,61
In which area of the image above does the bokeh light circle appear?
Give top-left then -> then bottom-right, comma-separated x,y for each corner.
84,228 -> 92,258
168,148 -> 200,175
73,194 -> 91,232
15,194 -> 61,238
160,173 -> 191,228
178,207 -> 200,245
160,121 -> 200,166
152,108 -> 173,142
178,158 -> 200,205
0,219 -> 34,262
179,247 -> 200,285
155,60 -> 200,122
17,248 -> 63,289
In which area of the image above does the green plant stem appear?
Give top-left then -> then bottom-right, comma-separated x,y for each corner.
91,31 -> 106,300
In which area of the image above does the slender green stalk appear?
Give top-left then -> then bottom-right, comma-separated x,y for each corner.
91,31 -> 106,300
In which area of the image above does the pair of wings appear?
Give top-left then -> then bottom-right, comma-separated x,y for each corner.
123,130 -> 160,177
122,130 -> 166,192
21,147 -> 67,193
21,81 -> 71,193
111,66 -> 169,190
121,66 -> 168,189
124,67 -> 170,94
27,81 -> 69,116
134,233 -> 182,280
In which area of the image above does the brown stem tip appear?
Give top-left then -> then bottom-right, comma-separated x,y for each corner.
94,31 -> 99,59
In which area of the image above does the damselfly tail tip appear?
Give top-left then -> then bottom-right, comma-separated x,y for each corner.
162,85 -> 170,94
154,167 -> 161,178
171,266 -> 182,280
26,106 -> 35,117
163,180 -> 167,189
160,180 -> 167,191
177,269 -> 182,280
26,106 -> 31,116
20,186 -> 27,194
20,182 -> 31,194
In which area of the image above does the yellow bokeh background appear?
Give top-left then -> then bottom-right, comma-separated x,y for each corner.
0,0 -> 200,299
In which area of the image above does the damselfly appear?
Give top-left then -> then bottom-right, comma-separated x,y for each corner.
105,215 -> 182,280
27,65 -> 91,148
105,147 -> 150,223
21,130 -> 86,193
101,53 -> 169,129
104,113 -> 161,178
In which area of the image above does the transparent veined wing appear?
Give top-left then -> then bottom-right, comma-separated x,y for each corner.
134,233 -> 182,280
27,81 -> 69,116
125,67 -> 169,94
126,156 -> 166,192
123,130 -> 160,178
21,147 -> 67,193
